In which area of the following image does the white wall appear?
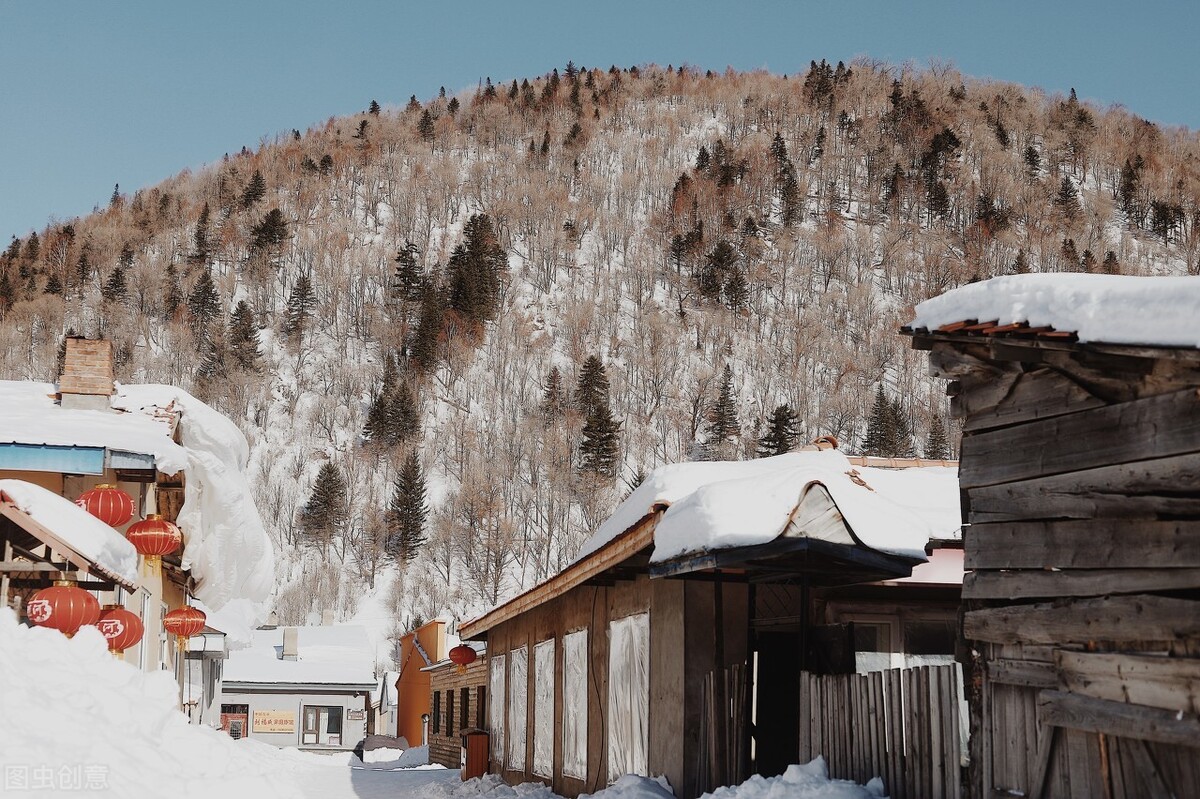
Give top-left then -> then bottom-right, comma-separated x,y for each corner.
218,689 -> 368,750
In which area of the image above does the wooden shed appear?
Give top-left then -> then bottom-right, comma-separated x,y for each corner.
425,644 -> 488,768
459,447 -> 964,798
905,274 -> 1200,799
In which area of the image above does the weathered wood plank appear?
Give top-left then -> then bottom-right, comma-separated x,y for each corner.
966,453 -> 1200,523
962,368 -> 1109,433
960,387 -> 1200,489
988,658 -> 1058,689
1055,651 -> 1200,714
964,568 -> 1200,599
963,596 -> 1200,646
1038,690 -> 1200,749
966,520 -> 1200,570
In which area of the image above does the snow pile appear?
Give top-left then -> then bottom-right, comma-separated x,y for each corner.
428,761 -> 883,799
0,381 -> 190,472
910,273 -> 1200,348
113,384 -> 275,617
704,758 -> 886,799
0,479 -> 137,585
0,609 -> 299,798
357,745 -> 430,768
578,450 -> 960,564
223,625 -> 376,686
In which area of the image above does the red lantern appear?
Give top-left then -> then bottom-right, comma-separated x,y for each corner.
163,606 -> 207,640
449,644 -> 478,674
76,484 -> 135,528
27,578 -> 100,637
126,514 -> 183,559
97,604 -> 144,654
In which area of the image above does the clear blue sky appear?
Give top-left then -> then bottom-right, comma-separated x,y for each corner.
2,0 -> 1196,241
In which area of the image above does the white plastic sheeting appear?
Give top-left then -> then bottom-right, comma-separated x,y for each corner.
562,629 -> 589,780
507,646 -> 528,770
489,654 -> 506,763
607,613 -> 650,783
533,639 -> 555,777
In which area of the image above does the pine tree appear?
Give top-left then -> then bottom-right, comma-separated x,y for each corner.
757,403 -> 801,457
706,365 -> 740,445
623,465 -> 647,499
408,281 -> 445,373
924,414 -> 951,460
723,268 -> 748,311
368,99 -> 381,115
241,170 -> 266,209
192,203 -> 211,264
283,272 -> 316,336
887,397 -> 916,458
298,461 -> 349,554
392,241 -> 424,304
385,451 -> 428,562
363,354 -> 398,443
44,272 -> 62,295
574,355 -> 610,414
863,385 -> 892,456
228,300 -> 261,370
1010,249 -> 1030,275
541,366 -> 566,420
579,401 -> 620,476
1103,250 -> 1120,274
101,267 -> 127,303
251,208 -> 289,252
1024,145 -> 1041,177
446,214 -> 506,326
195,331 -> 228,384
163,263 -> 184,319
75,251 -> 91,289
1080,249 -> 1097,273
700,240 -> 737,300
418,109 -> 435,142
1054,175 -> 1081,220
187,268 -> 221,339
110,184 -> 121,207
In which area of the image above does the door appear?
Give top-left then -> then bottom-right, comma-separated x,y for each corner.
753,632 -> 801,778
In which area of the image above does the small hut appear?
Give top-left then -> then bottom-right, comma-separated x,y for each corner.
905,273 -> 1200,798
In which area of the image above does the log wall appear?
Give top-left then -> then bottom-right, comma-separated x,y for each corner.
428,656 -> 488,768
916,334 -> 1200,799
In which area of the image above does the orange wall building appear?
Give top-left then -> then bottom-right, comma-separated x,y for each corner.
395,619 -> 449,745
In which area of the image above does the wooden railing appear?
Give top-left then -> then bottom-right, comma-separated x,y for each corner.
798,665 -> 964,799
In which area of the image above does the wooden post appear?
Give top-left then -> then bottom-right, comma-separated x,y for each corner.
1,538 -> 11,609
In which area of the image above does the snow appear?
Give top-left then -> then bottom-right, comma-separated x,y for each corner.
0,479 -> 137,585
578,450 -> 960,564
358,745 -> 430,768
910,273 -> 1200,348
0,380 -> 273,617
223,625 -> 376,686
362,746 -> 405,763
0,380 -> 189,472
112,383 -> 276,615
0,608 -> 299,798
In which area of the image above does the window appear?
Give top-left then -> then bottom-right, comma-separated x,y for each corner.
461,687 -> 470,731
562,629 -> 588,780
904,619 -> 956,655
533,638 -> 555,777
302,705 -> 343,746
476,685 -> 486,729
433,691 -> 442,734
507,646 -> 528,770
489,655 -> 506,762
447,689 -> 455,737
606,613 -> 649,782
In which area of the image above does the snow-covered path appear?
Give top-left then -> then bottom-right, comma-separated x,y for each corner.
289,756 -> 458,799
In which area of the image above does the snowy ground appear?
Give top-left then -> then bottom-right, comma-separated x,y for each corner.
1,608 -> 885,798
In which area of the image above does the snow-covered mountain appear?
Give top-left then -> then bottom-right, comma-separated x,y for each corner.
1,62 -> 1196,666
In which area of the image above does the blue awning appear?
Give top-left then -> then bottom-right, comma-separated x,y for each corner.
0,443 -> 106,474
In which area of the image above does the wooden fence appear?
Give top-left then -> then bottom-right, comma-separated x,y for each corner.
798,665 -> 964,799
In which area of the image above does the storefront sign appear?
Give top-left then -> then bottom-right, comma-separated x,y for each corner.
346,709 -> 366,721
252,710 -> 296,733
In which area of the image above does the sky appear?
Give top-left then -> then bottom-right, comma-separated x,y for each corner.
1,0 -> 1197,241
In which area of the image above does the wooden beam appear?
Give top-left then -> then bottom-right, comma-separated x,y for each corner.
1055,651 -> 1200,714
988,658 -> 1057,689
963,595 -> 1200,645
966,452 -> 1200,524
0,498 -> 135,590
960,387 -> 1200,489
963,568 -> 1200,599
1037,690 -> 1200,749
966,520 -> 1200,570
961,368 -> 1108,433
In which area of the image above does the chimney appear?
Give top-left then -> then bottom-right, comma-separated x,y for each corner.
321,609 -> 335,626
281,627 -> 299,661
59,338 -> 114,411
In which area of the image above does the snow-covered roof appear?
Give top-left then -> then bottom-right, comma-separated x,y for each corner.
0,379 -> 275,613
223,625 -> 376,688
909,274 -> 1200,349
0,380 -> 188,472
578,449 -> 961,564
0,479 -> 138,587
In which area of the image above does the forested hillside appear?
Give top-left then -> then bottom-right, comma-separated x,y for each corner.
2,62 -> 1197,645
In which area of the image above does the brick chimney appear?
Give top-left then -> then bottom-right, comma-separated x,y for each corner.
59,338 -> 114,411
281,627 -> 299,661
